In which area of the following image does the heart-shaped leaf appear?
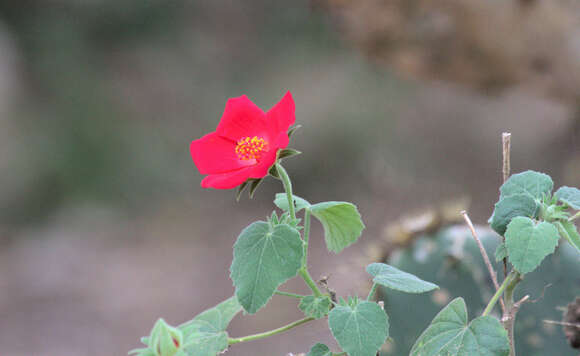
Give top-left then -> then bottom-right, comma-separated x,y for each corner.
230,222 -> 303,314
500,170 -> 553,200
555,186 -> 580,210
505,217 -> 559,274
366,263 -> 438,294
410,298 -> 509,356
310,201 -> 365,253
328,301 -> 388,356
490,194 -> 539,236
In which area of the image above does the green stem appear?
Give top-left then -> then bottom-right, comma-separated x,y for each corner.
228,317 -> 314,345
274,290 -> 304,299
299,268 -> 323,297
482,270 -> 516,316
570,211 -> 580,222
276,163 -> 295,221
503,271 -> 522,356
367,282 -> 378,301
302,209 -> 311,268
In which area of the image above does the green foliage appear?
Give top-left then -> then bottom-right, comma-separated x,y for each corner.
306,343 -> 332,356
131,297 -> 241,356
230,222 -> 303,314
274,193 -> 311,212
366,263 -> 438,294
328,301 -> 389,356
310,201 -> 365,253
499,170 -> 553,201
410,298 -> 509,356
383,226 -> 580,356
277,148 -> 302,160
179,297 -> 242,356
555,186 -> 580,210
490,194 -> 538,236
494,242 -> 507,262
505,217 -> 559,274
299,296 -> 332,319
555,220 -> 580,253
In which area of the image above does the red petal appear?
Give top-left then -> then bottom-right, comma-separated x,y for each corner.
190,132 -> 254,175
266,91 -> 295,134
201,168 -> 252,189
248,132 -> 290,179
216,95 -> 269,141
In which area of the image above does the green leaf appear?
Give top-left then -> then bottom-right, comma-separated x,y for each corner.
505,217 -> 559,274
310,201 -> 365,253
248,178 -> 263,198
555,186 -> 580,210
366,263 -> 438,294
287,124 -> 302,138
306,343 -> 332,356
500,170 -> 553,200
490,194 -> 539,236
277,148 -> 302,160
410,298 -> 509,356
495,242 -> 508,262
299,296 -> 332,319
328,301 -> 388,356
274,193 -> 311,212
555,220 -> 580,254
178,297 -> 242,356
230,222 -> 303,314
236,181 -> 249,202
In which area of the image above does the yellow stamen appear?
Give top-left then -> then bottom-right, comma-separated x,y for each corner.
235,136 -> 269,161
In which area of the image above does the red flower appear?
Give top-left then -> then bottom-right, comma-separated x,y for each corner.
190,91 -> 295,189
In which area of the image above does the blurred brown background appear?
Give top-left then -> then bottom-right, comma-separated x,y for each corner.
0,1 -> 578,355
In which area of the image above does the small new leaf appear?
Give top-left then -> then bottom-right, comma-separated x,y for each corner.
505,217 -> 559,274
299,296 -> 332,319
555,220 -> 580,254
310,201 -> 365,253
306,343 -> 332,356
495,242 -> 508,262
500,170 -> 553,201
328,301 -> 389,356
230,222 -> 303,314
274,193 -> 311,212
555,186 -> 580,210
410,298 -> 509,356
366,263 -> 438,294
490,194 -> 539,236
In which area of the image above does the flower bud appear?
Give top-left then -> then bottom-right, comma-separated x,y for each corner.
150,319 -> 183,356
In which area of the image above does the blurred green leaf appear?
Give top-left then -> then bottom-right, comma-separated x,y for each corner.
490,194 -> 538,236
555,186 -> 580,210
310,201 -> 365,253
366,263 -> 438,294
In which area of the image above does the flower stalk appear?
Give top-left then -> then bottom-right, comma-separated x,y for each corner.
228,317 -> 314,345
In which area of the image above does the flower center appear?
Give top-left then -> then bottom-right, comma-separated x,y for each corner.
235,136 -> 269,161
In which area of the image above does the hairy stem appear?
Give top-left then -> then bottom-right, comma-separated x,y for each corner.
302,209 -> 311,268
502,272 -> 523,356
276,163 -> 295,221
299,268 -> 323,297
367,282 -> 378,301
482,270 -> 517,317
228,317 -> 314,345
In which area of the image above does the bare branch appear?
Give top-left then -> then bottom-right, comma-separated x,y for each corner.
543,320 -> 580,329
461,210 -> 505,313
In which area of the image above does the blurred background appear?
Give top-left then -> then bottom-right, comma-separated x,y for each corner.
0,1 -> 578,355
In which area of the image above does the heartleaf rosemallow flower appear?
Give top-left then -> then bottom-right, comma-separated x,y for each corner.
190,91 -> 296,189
